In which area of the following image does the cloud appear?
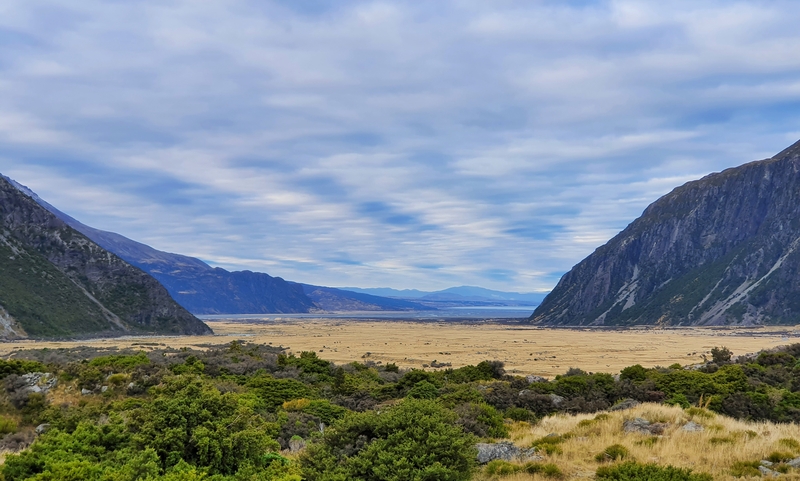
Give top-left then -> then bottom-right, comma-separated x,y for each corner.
0,0 -> 799,292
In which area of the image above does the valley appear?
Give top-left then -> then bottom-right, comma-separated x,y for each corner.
0,320 -> 791,377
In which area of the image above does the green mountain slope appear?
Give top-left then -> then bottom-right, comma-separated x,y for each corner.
0,176 -> 211,338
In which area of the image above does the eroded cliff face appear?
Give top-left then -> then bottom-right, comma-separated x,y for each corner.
0,176 -> 211,337
532,140 -> 800,327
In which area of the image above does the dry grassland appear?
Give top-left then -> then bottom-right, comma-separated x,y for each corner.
0,319 -> 795,377
474,402 -> 800,480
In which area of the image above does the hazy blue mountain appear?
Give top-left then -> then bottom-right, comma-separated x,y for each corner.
532,139 -> 800,326
298,285 -> 433,312
340,286 -> 546,305
0,175 -> 211,338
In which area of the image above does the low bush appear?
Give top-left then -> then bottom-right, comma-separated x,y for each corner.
523,462 -> 563,478
730,460 -> 761,477
777,437 -> 800,451
767,451 -> 794,463
595,444 -> 630,462
596,461 -> 713,481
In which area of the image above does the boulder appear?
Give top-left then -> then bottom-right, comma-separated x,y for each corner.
609,399 -> 640,412
759,465 -> 778,477
622,418 -> 668,435
35,423 -> 50,435
101,386 -> 108,393
475,442 -> 542,464
682,421 -> 704,432
787,457 -> 800,468
81,388 -> 92,395
289,437 -> 306,453
526,375 -> 548,383
549,394 -> 565,407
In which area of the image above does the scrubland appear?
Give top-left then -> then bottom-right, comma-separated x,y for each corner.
0,323 -> 799,479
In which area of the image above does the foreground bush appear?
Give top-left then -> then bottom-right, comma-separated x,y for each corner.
300,398 -> 476,481
596,461 -> 712,481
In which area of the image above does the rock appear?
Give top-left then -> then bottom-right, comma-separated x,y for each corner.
81,388 -> 92,395
648,423 -> 669,435
101,386 -> 108,393
128,382 -> 136,389
759,465 -> 778,477
289,437 -> 306,453
622,418 -> 667,435
476,442 -> 543,464
760,460 -> 774,467
35,423 -> 50,434
682,421 -> 704,432
609,399 -> 641,411
787,457 -> 800,468
526,375 -> 548,383
29,385 -> 42,394
549,394 -> 565,406
623,418 -> 652,434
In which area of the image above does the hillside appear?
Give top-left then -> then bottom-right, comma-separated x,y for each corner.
0,176 -> 211,337
4,176 -> 434,315
532,139 -> 800,326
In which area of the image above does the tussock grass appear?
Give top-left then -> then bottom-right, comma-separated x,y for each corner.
474,403 -> 800,480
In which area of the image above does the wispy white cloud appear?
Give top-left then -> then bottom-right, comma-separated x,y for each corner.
0,0 -> 798,292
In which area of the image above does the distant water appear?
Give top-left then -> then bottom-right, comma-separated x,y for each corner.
199,305 -> 536,321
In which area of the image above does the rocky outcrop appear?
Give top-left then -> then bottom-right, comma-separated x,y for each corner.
475,442 -> 542,464
0,176 -> 211,337
531,140 -> 800,326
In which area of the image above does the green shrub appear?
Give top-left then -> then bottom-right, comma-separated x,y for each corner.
406,380 -> 439,400
505,407 -> 537,423
532,434 -> 568,455
88,352 -> 150,370
730,460 -> 761,477
767,451 -> 794,463
455,402 -> 508,438
708,436 -> 734,445
300,398 -> 476,481
596,461 -> 712,481
484,459 -> 521,475
620,365 -> 648,382
523,462 -> 564,478
685,407 -> 714,419
0,415 -> 17,435
634,437 -> 659,447
595,444 -> 630,462
777,438 -> 800,451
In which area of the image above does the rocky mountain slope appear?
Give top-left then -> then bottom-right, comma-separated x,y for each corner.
5,176 -> 431,315
0,176 -> 211,338
531,140 -> 800,326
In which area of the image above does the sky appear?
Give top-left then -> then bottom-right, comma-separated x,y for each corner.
1,1 -> 800,293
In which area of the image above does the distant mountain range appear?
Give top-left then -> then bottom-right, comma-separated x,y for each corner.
0,176 -> 211,338
532,139 -> 800,326
341,286 -> 546,305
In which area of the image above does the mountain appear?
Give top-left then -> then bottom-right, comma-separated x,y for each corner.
341,286 -> 546,305
0,175 -> 211,338
6,176 -> 432,314
531,139 -> 800,327
298,285 -> 434,312
331,286 -> 549,312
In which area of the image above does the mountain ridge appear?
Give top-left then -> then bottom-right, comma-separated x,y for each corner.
5,176 -> 434,315
531,139 -> 800,326
0,175 -> 211,338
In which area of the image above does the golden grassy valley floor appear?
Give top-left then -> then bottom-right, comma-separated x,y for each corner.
0,319 -> 795,377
